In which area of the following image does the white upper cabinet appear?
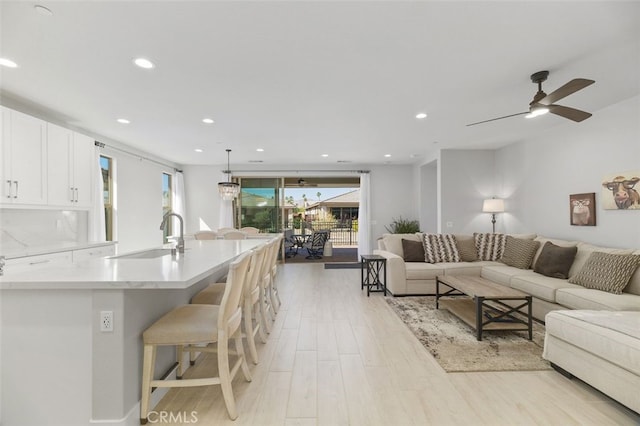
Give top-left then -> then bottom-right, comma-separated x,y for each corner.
47,123 -> 93,208
0,107 -> 47,205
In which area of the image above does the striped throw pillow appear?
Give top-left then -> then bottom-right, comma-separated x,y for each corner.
568,252 -> 640,294
474,233 -> 506,261
422,233 -> 460,263
500,236 -> 540,269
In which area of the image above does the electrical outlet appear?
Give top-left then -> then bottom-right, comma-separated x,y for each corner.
446,221 -> 453,228
100,311 -> 114,332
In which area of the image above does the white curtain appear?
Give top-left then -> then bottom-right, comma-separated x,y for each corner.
357,172 -> 371,258
173,171 -> 186,232
218,172 -> 234,229
88,147 -> 106,242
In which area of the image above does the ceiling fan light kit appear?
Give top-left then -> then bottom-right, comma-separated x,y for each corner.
467,70 -> 595,126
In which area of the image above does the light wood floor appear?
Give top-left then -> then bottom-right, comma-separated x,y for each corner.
155,264 -> 640,425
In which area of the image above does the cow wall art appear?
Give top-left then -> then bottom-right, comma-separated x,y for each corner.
570,193 -> 596,226
601,171 -> 640,210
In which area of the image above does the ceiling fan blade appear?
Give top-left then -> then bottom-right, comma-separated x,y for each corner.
466,111 -> 528,127
538,78 -> 595,105
548,104 -> 592,122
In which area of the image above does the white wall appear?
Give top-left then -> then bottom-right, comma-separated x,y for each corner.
419,161 -> 438,233
183,165 -> 221,233
495,95 -> 640,248
369,165 -> 417,239
439,149 -> 497,234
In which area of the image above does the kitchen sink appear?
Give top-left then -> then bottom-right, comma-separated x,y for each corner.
112,248 -> 174,259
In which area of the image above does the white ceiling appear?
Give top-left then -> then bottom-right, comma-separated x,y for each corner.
1,1 -> 639,167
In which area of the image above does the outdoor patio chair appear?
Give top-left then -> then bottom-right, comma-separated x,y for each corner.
303,230 -> 329,259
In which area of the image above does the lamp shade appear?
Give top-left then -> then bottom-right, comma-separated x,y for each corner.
482,198 -> 504,213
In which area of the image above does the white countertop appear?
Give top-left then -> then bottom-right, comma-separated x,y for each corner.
2,241 -> 117,259
0,239 -> 266,290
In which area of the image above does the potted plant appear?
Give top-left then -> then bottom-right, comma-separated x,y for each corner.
385,216 -> 420,234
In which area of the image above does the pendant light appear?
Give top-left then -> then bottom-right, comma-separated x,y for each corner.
218,149 -> 240,200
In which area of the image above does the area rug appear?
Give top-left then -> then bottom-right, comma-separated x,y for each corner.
385,296 -> 551,373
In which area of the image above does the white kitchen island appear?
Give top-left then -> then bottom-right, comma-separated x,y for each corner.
0,239 -> 266,426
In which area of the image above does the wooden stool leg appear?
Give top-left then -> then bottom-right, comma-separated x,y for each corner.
234,329 -> 252,382
176,345 -> 184,379
244,302 -> 259,364
217,333 -> 238,420
140,344 -> 156,424
256,303 -> 267,343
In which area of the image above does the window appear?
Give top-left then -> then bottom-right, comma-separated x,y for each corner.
162,172 -> 173,241
100,155 -> 114,241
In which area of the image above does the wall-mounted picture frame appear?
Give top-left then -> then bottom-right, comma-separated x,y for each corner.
570,193 -> 596,226
601,171 -> 640,210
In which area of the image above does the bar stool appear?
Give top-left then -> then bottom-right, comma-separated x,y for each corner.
267,235 -> 283,313
222,230 -> 247,240
259,238 -> 280,333
239,226 -> 260,234
191,243 -> 268,364
140,251 -> 252,423
194,230 -> 217,240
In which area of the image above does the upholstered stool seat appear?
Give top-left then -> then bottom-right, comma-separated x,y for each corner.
142,304 -> 220,345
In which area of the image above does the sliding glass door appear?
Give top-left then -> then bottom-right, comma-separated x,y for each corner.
237,177 -> 283,233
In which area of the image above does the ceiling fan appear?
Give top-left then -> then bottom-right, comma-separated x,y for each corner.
466,71 -> 595,126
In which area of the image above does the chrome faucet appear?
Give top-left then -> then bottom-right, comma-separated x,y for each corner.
159,212 -> 185,254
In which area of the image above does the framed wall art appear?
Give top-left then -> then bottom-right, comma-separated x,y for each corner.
601,171 -> 640,210
570,193 -> 596,226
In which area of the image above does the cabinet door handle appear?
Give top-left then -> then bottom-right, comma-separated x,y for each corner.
5,180 -> 11,198
28,259 -> 51,266
71,187 -> 75,202
75,188 -> 79,202
13,181 -> 18,198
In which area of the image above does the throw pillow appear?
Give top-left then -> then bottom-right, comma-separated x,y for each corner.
534,242 -> 578,279
499,236 -> 540,269
422,233 -> 460,263
568,252 -> 640,294
474,233 -> 506,261
455,236 -> 479,262
402,239 -> 425,262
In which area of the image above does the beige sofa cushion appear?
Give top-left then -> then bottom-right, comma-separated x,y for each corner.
480,265 -> 535,287
544,310 -> 640,376
511,275 -> 581,303
405,262 -> 444,280
556,288 -> 640,311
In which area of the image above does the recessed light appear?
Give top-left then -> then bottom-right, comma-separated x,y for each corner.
202,118 -> 214,124
0,58 -> 18,68
321,154 -> 329,158
194,148 -> 203,153
133,58 -> 155,69
34,5 -> 53,15
416,113 -> 427,119
117,118 -> 130,124
256,148 -> 264,152
384,154 -> 391,158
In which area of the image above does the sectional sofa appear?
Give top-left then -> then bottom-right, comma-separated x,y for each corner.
374,232 -> 640,414
374,233 -> 640,321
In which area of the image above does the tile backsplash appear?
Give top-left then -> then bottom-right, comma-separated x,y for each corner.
0,209 -> 88,254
